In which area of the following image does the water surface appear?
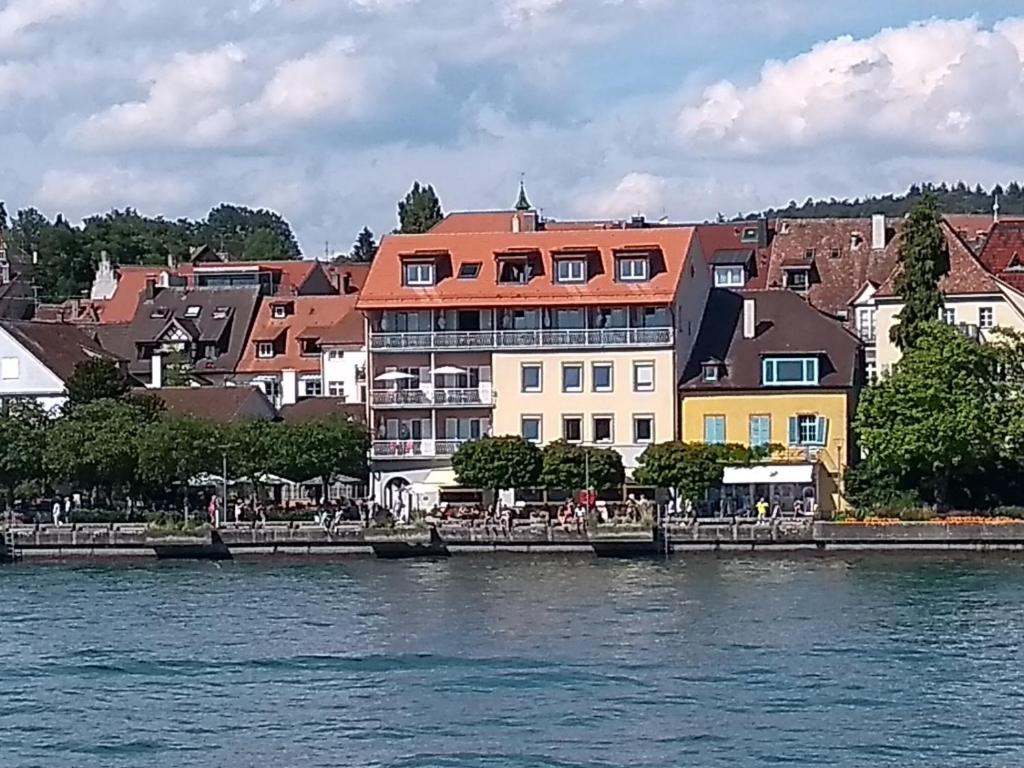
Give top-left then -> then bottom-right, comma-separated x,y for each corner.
3,554 -> 1024,767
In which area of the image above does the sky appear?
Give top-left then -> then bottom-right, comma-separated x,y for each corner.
3,0 -> 1024,256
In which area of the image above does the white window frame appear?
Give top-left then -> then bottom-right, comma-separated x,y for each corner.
300,377 -> 323,398
591,362 -> 613,392
749,414 -> 771,448
555,259 -> 586,284
762,357 -> 819,387
403,262 -> 435,287
633,361 -> 655,392
184,306 -> 201,318
327,381 -> 345,397
703,415 -> 726,445
786,269 -> 809,290
521,363 -> 542,393
632,415 -> 654,444
272,304 -> 287,319
740,226 -> 758,243
617,257 -> 648,282
256,342 -> 275,359
561,363 -> 583,393
0,357 -> 19,380
942,307 -> 956,325
979,307 -> 994,329
713,265 -> 745,287
521,415 -> 542,443
592,415 -> 614,444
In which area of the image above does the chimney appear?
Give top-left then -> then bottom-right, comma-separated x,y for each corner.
281,369 -> 298,406
143,277 -> 157,301
743,298 -> 756,339
342,271 -> 353,294
871,214 -> 886,250
150,352 -> 162,389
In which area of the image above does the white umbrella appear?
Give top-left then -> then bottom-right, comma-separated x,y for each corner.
374,370 -> 415,382
431,365 -> 468,375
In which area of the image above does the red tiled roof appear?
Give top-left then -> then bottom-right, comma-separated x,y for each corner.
431,211 -> 520,234
318,310 -> 364,346
876,221 -> 1000,298
978,220 -> 1024,292
765,218 -> 900,316
356,227 -> 697,310
237,295 -> 360,374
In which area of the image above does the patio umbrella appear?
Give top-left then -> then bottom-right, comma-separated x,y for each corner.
374,371 -> 415,381
430,365 -> 468,375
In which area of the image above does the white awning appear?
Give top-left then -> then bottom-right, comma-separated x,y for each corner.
423,468 -> 458,487
722,464 -> 814,485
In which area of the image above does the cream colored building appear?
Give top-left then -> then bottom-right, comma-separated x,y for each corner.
355,210 -> 708,507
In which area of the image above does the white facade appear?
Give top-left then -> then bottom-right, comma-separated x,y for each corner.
321,345 -> 367,403
0,327 -> 72,412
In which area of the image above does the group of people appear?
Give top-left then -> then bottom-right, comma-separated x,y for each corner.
50,496 -> 73,527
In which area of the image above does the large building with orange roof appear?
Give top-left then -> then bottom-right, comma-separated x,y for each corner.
356,220 -> 710,507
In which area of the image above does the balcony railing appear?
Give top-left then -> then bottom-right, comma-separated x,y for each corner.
370,388 -> 495,408
369,327 -> 674,352
371,439 -> 465,459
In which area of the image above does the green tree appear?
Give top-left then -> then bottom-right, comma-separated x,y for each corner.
398,182 -> 444,234
452,436 -> 542,508
540,440 -> 624,492
162,349 -> 192,387
274,418 -> 369,501
35,215 -> 93,302
10,207 -> 49,258
200,204 -> 300,261
891,193 -> 950,350
65,358 -> 129,407
136,416 -> 222,504
855,323 -> 1004,509
0,400 -> 48,509
221,420 -> 278,499
634,441 -> 761,507
348,227 -> 378,261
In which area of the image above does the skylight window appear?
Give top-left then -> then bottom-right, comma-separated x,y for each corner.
212,307 -> 230,319
149,308 -> 168,319
458,263 -> 481,280
740,227 -> 758,243
184,306 -> 201,318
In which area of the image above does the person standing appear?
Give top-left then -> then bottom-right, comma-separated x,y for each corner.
755,496 -> 769,522
52,498 -> 62,527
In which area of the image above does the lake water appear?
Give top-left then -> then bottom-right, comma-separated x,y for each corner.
3,554 -> 1024,767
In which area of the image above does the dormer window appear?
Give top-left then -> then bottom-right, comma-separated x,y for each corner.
740,226 -> 758,243
300,339 -> 320,356
403,262 -> 435,287
555,259 -> 586,284
804,248 -> 816,260
702,362 -> 721,382
763,357 -> 819,387
617,256 -> 648,282
713,265 -> 744,288
272,305 -> 287,319
785,269 -> 809,291
498,259 -> 529,285
256,342 -> 275,359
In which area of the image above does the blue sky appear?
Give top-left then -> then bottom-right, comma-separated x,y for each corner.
1,0 -> 1023,254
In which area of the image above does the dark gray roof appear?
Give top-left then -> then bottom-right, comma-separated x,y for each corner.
0,321 -> 119,381
278,398 -> 366,424
710,249 -> 755,266
141,386 -> 275,423
681,289 -> 861,391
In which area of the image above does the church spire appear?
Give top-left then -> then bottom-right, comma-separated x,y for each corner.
515,177 -> 532,212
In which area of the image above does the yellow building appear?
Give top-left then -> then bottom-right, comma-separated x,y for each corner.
680,290 -> 861,515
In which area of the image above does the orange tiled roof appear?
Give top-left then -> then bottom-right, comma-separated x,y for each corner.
236,294 -> 360,373
430,211 -> 521,234
356,227 -> 697,310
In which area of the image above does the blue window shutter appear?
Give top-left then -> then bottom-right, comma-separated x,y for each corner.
817,416 -> 829,445
788,416 -> 799,445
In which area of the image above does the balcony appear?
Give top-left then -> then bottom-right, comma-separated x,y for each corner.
370,387 -> 495,408
370,327 -> 674,352
371,439 -> 465,459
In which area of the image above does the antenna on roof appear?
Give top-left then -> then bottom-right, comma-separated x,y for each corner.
324,240 -> 330,261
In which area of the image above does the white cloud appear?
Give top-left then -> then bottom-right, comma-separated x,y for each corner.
36,168 -> 195,214
678,17 -> 1024,155
576,173 -> 668,218
0,0 -> 99,52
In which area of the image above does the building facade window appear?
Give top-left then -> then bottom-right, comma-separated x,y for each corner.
300,377 -> 323,397
328,381 -> 345,397
521,416 -> 542,443
562,416 -> 583,442
749,415 -> 771,448
943,307 -> 956,325
633,415 -> 654,443
403,262 -> 435,287
633,361 -> 655,392
979,306 -> 994,329
855,307 -> 877,341
592,363 -> 613,392
617,257 -> 649,282
789,415 -> 828,446
256,342 -> 275,359
521,364 -> 542,393
762,357 -> 819,387
555,259 -> 586,283
713,265 -> 745,287
704,415 -> 726,445
593,415 -> 613,443
562,363 -> 583,393
701,363 -> 719,382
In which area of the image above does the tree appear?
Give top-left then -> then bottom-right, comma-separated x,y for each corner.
855,323 -> 1005,509
136,416 -> 222,504
890,193 -> 950,350
0,400 -> 48,509
162,349 -> 192,387
65,359 -> 129,407
633,441 -> 761,507
348,227 -> 378,262
397,182 -> 443,233
10,207 -> 49,257
200,204 -> 300,261
274,418 -> 369,501
540,440 -> 624,492
35,215 -> 94,302
452,436 -> 542,508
